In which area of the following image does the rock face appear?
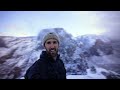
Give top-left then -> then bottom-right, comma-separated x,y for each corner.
0,28 -> 120,79
88,39 -> 113,56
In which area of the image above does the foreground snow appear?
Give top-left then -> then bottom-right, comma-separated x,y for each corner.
67,67 -> 108,79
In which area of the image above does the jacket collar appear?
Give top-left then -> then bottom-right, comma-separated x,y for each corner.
40,51 -> 60,63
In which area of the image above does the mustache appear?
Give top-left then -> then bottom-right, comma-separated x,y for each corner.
49,48 -> 56,51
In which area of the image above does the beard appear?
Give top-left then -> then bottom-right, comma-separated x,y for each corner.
46,48 -> 58,58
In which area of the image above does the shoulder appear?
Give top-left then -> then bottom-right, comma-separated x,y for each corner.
58,58 -> 64,63
25,59 -> 47,71
58,58 -> 65,67
24,59 -> 47,79
26,59 -> 46,73
31,59 -> 47,68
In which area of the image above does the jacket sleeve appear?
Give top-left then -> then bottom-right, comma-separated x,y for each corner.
24,60 -> 48,79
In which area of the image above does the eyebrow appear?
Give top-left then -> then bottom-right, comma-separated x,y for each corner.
46,41 -> 57,44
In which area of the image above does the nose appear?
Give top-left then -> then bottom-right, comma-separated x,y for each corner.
49,42 -> 55,48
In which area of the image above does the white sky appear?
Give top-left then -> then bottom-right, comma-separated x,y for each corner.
0,11 -> 120,39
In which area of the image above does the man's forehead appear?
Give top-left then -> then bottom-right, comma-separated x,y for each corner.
46,39 -> 57,42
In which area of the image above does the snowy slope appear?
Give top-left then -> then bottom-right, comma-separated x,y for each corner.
0,36 -> 40,79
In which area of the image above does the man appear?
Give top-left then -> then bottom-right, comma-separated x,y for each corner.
24,32 -> 66,79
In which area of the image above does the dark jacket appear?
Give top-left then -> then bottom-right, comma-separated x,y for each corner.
24,51 -> 66,79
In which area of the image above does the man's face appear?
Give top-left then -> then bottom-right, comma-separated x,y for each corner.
45,39 -> 59,58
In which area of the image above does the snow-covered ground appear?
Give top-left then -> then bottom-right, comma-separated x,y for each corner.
67,67 -> 107,79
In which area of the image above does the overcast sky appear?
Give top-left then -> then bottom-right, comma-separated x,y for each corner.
0,11 -> 120,40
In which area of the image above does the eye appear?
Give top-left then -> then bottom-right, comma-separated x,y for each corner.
53,41 -> 57,44
47,41 -> 51,44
